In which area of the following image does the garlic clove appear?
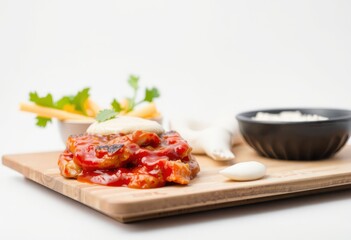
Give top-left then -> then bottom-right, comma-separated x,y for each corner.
219,161 -> 266,181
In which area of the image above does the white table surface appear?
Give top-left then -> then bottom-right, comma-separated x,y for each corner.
1,0 -> 351,239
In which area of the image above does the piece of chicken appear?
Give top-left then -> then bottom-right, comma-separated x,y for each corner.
58,130 -> 200,188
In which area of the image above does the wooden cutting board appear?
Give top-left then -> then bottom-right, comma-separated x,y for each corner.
3,144 -> 351,223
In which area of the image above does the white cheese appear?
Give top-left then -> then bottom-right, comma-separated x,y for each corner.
219,161 -> 266,181
86,116 -> 164,135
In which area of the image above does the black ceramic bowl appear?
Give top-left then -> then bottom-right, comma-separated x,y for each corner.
236,108 -> 351,160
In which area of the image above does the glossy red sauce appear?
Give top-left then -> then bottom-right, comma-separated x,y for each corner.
58,130 -> 199,188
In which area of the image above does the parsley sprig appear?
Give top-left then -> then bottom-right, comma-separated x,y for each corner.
29,88 -> 90,127
96,75 -> 160,122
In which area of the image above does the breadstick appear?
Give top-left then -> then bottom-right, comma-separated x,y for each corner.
125,102 -> 158,118
85,98 -> 100,117
145,112 -> 161,119
20,102 -> 95,121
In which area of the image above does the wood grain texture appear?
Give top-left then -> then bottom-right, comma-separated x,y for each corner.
3,144 -> 351,223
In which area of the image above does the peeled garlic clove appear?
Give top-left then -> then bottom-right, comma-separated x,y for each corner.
219,161 -> 266,181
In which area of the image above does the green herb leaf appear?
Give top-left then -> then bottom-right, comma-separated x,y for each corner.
128,75 -> 139,91
55,96 -> 72,109
143,87 -> 160,102
96,109 -> 117,122
111,99 -> 122,112
29,92 -> 55,108
121,75 -> 161,112
71,88 -> 90,114
125,97 -> 135,112
29,92 -> 56,127
35,116 -> 52,127
28,88 -> 92,128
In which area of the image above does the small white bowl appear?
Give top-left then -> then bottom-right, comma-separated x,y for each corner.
58,119 -> 94,144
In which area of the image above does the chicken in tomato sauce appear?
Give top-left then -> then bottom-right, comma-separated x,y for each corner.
58,130 -> 200,189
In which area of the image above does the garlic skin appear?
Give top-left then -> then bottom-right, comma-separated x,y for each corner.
169,116 -> 238,161
219,161 -> 266,181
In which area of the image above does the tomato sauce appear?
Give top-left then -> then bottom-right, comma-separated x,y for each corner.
58,130 -> 200,189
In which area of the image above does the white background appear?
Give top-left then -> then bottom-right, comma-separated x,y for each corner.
1,0 -> 351,239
